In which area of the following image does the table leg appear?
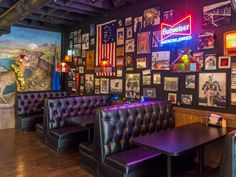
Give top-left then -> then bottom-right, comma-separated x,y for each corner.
199,146 -> 204,174
167,155 -> 172,177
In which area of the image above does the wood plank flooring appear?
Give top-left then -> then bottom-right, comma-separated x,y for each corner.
0,129 -> 93,177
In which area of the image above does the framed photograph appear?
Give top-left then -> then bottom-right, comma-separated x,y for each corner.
181,94 -> 193,105
231,74 -> 236,89
116,57 -> 124,67
79,75 -> 84,85
218,56 -> 231,69
134,16 -> 143,33
199,73 -> 226,108
90,38 -> 95,46
82,33 -> 89,50
125,53 -> 133,67
110,79 -> 123,93
232,62 -> 236,74
143,88 -> 156,98
152,31 -> 161,48
143,7 -> 160,28
125,39 -> 135,53
153,73 -> 161,84
163,9 -> 174,22
118,19 -> 123,27
117,28 -> 124,46
100,78 -> 109,94
152,51 -> 170,70
78,58 -> 83,65
198,32 -> 215,49
126,26 -> 133,39
125,73 -> 140,99
137,32 -> 151,54
164,77 -> 179,91
82,51 -> 86,58
95,78 -> 100,94
74,44 -> 81,57
142,75 -> 151,85
193,52 -> 204,69
85,74 -> 94,94
80,85 -> 84,94
136,58 -> 147,69
205,54 -> 217,70
90,24 -> 95,37
117,67 -> 123,77
125,17 -> 132,26
86,50 -> 95,70
185,75 -> 195,89
79,66 -> 84,74
168,93 -> 177,104
231,92 -> 236,105
203,1 -> 231,29
116,47 -> 125,57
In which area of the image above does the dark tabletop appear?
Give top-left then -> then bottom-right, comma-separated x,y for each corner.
132,123 -> 234,156
66,116 -> 95,127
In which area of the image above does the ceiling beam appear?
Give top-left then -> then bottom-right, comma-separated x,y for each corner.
72,0 -> 113,10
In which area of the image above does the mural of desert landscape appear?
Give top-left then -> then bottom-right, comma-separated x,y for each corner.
0,0 -> 236,177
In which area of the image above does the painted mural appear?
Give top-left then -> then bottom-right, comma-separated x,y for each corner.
0,27 -> 61,107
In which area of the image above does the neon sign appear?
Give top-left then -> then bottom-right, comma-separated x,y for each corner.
161,15 -> 192,44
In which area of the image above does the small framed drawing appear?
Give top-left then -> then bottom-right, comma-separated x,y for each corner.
168,93 -> 177,104
218,56 -> 231,69
153,73 -> 161,84
164,77 -> 178,91
100,78 -> 109,94
143,88 -> 156,98
143,75 -> 151,85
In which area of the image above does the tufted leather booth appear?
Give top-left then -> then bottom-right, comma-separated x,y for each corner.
80,100 -> 175,177
15,91 -> 67,132
44,95 -> 112,152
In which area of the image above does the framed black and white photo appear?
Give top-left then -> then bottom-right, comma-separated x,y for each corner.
110,79 -> 123,93
181,94 -> 193,105
126,26 -> 133,39
125,73 -> 140,99
117,28 -> 124,46
134,16 -> 143,33
125,17 -> 132,26
153,73 -> 161,84
205,54 -> 217,70
100,78 -> 109,94
95,78 -> 100,94
152,51 -> 170,70
82,33 -> 89,50
164,77 -> 179,91
168,93 -> 177,104
79,66 -> 84,74
185,75 -> 195,89
85,74 -> 94,94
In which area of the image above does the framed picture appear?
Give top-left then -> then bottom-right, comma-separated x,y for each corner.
168,93 -> 177,104
199,73 -> 226,108
86,50 -> 95,70
137,32 -> 151,54
85,74 -> 94,94
90,38 -> 95,46
125,17 -> 132,26
218,56 -> 231,69
185,75 -> 195,89
163,9 -> 174,22
116,47 -> 125,57
153,73 -> 161,84
79,66 -> 84,74
224,31 -> 236,56
117,28 -> 124,46
117,67 -> 123,77
205,54 -> 217,70
116,57 -> 124,67
126,26 -> 133,39
164,77 -> 178,91
231,74 -> 236,89
203,1 -> 231,29
181,94 -> 193,105
231,92 -> 236,105
110,79 -> 123,93
143,88 -> 156,98
198,32 -> 215,49
100,78 -> 109,94
82,33 -> 89,50
193,52 -> 204,69
79,75 -> 84,85
152,51 -> 170,70
134,16 -> 143,33
125,39 -> 135,53
74,44 -> 81,57
95,78 -> 100,94
136,58 -> 147,69
232,62 -> 236,74
152,31 -> 161,48
118,19 -> 123,27
143,7 -> 160,28
142,75 -> 151,85
82,51 -> 86,58
125,53 -> 133,67
125,73 -> 140,99
90,24 -> 95,37
78,58 -> 83,65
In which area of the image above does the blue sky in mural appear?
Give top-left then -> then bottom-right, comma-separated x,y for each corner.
0,26 -> 61,46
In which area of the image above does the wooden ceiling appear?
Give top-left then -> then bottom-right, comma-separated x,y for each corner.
0,0 -> 137,30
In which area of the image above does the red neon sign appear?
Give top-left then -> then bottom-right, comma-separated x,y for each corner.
161,15 -> 192,41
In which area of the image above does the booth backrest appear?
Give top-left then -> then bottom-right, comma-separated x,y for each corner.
98,101 -> 174,160
16,91 -> 67,116
45,95 -> 112,130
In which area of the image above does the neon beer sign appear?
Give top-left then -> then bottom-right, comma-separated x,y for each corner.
161,15 -> 192,44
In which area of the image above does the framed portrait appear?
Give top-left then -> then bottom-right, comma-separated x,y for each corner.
125,39 -> 135,53
116,57 -> 124,67
142,75 -> 151,85
126,26 -> 133,39
198,32 -> 215,49
125,73 -> 140,99
152,51 -> 170,70
185,75 -> 195,89
117,67 -> 123,77
95,78 -> 100,94
164,77 -> 179,91
163,9 -> 174,22
193,52 -> 204,69
86,50 -> 95,70
125,17 -> 132,26
218,56 -> 231,69
205,54 -> 217,70
100,78 -> 109,94
181,94 -> 193,105
134,16 -> 143,33
231,92 -> 236,105
137,32 -> 151,54
79,75 -> 84,85
116,47 -> 125,57
168,93 -> 177,104
85,74 -> 94,94
110,79 -> 123,93
143,7 -> 160,28
125,53 -> 133,67
152,31 -> 161,48
82,33 -> 89,50
199,73 -> 226,108
143,88 -> 156,98
153,73 -> 161,84
136,58 -> 147,69
117,28 -> 124,46
79,66 -> 84,74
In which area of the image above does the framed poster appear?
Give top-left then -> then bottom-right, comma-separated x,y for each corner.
142,75 -> 151,85
152,31 -> 161,48
224,31 -> 236,56
134,16 -> 143,33
152,51 -> 170,70
125,17 -> 132,26
143,88 -> 156,98
163,9 -> 174,22
117,28 -> 124,46
90,24 -> 95,37
117,67 -> 123,77
231,92 -> 236,105
137,32 -> 151,54
82,33 -> 89,50
86,50 -> 95,70
116,57 -> 124,67
136,58 -> 147,69
100,78 -> 109,94
198,32 -> 215,49
168,93 -> 177,104
164,77 -> 179,91
199,73 -> 226,108
126,26 -> 133,39
218,56 -> 231,69
85,74 -> 94,94
143,7 -> 160,27
116,46 -> 125,57
125,73 -> 140,99
205,54 -> 217,70
95,78 -> 100,94
125,39 -> 135,53
181,94 -> 193,105
185,75 -> 195,89
153,73 -> 161,84
79,66 -> 84,74
110,79 -> 123,93
125,53 -> 133,67
193,52 -> 204,69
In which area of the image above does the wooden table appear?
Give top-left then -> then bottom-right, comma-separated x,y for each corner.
132,123 -> 233,177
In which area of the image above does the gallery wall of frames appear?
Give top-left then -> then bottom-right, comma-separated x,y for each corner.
64,0 -> 236,114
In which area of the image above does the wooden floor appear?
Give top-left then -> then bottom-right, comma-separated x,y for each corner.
0,129 -> 92,177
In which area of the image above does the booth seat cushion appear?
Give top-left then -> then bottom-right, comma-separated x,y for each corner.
104,147 -> 161,174
17,114 -> 43,130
